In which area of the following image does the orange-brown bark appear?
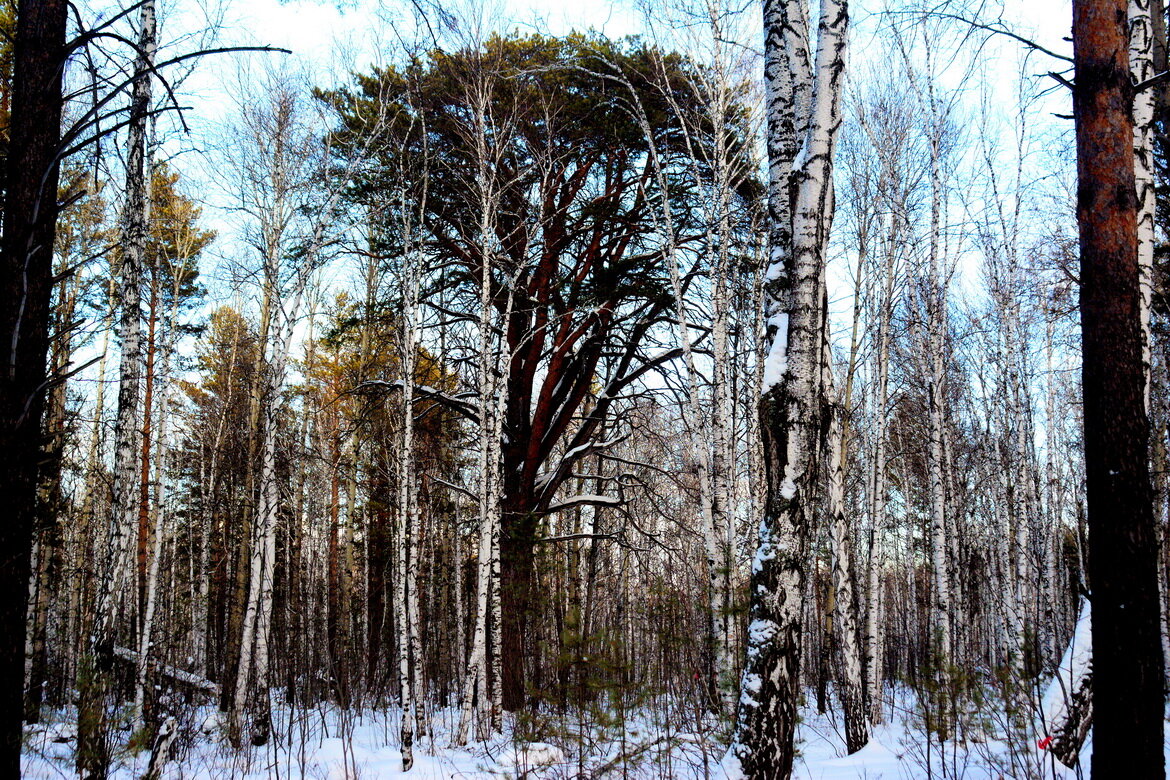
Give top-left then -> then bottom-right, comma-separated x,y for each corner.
1073,0 -> 1165,774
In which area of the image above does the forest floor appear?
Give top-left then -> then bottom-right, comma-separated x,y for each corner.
19,693 -> 1155,778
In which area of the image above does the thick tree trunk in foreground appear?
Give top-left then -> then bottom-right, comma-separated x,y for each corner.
732,0 -> 847,775
1073,0 -> 1165,775
0,4 -> 68,772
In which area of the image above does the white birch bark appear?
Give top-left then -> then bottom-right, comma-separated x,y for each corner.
1131,0 -> 1169,695
864,213 -> 897,725
396,377 -> 416,770
1131,0 -> 1156,405
94,0 -> 156,645
456,82 -> 509,741
1008,313 -> 1032,687
79,4 -> 155,774
454,503 -> 493,746
224,78 -> 371,746
925,133 -> 952,687
733,0 -> 847,774
229,312 -> 295,747
825,390 -> 868,752
395,193 -> 424,769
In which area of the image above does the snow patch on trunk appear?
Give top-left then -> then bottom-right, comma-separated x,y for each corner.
761,312 -> 789,392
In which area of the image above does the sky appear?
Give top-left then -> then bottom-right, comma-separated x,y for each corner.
177,0 -> 1076,109
56,0 -> 1086,446
131,0 -> 1083,367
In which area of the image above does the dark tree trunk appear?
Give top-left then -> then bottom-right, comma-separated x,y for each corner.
500,507 -> 536,711
27,288 -> 73,723
0,1 -> 67,775
1073,0 -> 1166,775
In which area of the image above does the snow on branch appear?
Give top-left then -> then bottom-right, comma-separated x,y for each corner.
533,531 -> 620,545
534,433 -> 628,495
542,494 -> 623,514
354,380 -> 479,423
113,646 -> 219,694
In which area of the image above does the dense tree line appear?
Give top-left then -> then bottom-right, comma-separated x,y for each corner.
0,0 -> 1167,777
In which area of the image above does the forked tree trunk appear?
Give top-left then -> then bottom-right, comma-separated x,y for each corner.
733,0 -> 847,775
228,319 -> 292,747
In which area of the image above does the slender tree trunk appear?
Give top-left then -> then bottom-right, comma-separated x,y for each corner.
864,220 -> 896,726
221,287 -> 270,714
137,280 -> 160,627
79,3 -> 155,775
396,244 -> 421,770
133,387 -> 171,731
925,138 -> 952,700
825,396 -> 868,752
826,246 -> 869,752
229,320 -> 290,747
134,304 -> 180,730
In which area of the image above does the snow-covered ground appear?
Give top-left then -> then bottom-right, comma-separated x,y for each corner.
20,694 -> 1153,778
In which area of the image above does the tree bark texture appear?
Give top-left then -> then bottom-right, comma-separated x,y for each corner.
0,1 -> 67,773
1073,0 -> 1165,775
733,0 -> 847,776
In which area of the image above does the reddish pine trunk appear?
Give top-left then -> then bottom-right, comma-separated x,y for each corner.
1073,0 -> 1166,775
138,282 -> 160,626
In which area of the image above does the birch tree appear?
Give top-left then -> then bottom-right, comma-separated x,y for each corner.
80,2 -> 156,773
824,386 -> 867,752
223,72 -> 374,747
455,54 -> 516,739
845,75 -> 918,727
732,0 -> 847,774
625,0 -> 762,710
